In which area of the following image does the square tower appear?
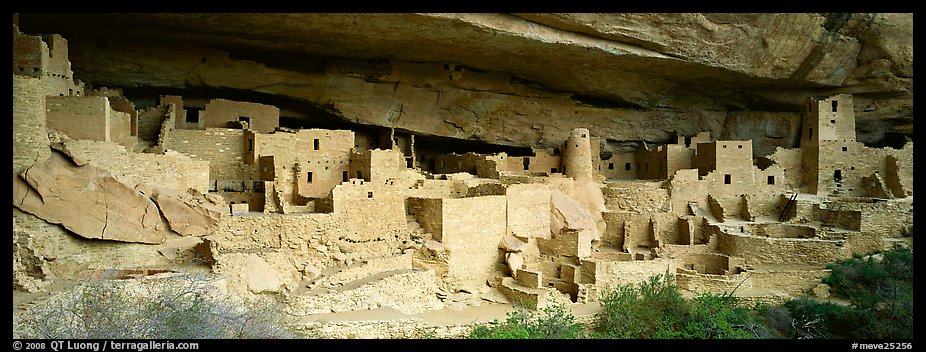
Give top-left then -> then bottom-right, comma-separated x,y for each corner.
800,94 -> 859,195
801,94 -> 856,147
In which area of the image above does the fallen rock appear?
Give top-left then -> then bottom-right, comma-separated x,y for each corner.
505,252 -> 524,278
13,151 -> 172,244
499,234 -> 528,253
246,254 -> 284,293
812,283 -> 831,299
136,185 -> 226,237
551,190 -> 598,237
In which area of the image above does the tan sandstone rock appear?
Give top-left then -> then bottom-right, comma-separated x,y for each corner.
13,151 -> 172,244
136,184 -> 226,237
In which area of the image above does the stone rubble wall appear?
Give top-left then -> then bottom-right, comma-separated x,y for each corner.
284,269 -> 445,315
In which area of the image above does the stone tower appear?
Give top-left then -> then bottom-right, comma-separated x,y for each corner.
800,94 -> 858,195
563,128 -> 594,182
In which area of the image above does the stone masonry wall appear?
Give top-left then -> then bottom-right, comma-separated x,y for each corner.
165,128 -> 257,181
57,139 -> 209,193
46,96 -> 109,142
137,104 -> 169,143
715,232 -> 850,266
440,195 -> 507,287
13,75 -> 50,174
201,98 -> 279,133
332,181 -> 408,242
505,183 -> 552,239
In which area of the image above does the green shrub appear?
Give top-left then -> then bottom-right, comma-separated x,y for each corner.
469,299 -> 584,339
597,273 -> 690,338
785,245 -> 913,339
17,271 -> 300,339
596,273 -> 759,339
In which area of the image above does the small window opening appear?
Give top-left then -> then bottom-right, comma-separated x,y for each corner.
625,163 -> 631,171
247,139 -> 253,152
185,108 -> 200,123
608,163 -> 614,170
551,168 -> 557,173
313,139 -> 320,151
767,175 -> 775,185
442,63 -> 449,70
342,171 -> 348,182
831,120 -> 836,124
842,146 -> 847,152
832,100 -> 838,112
523,157 -> 530,171
724,174 -> 732,184
808,128 -> 813,140
581,134 -> 587,138
723,145 -> 727,148
834,170 -> 842,182
552,148 -> 560,155
738,145 -> 743,149
307,172 -> 313,183
368,192 -> 373,198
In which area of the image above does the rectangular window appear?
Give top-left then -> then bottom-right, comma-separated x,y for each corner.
367,192 -> 373,198
185,108 -> 200,123
738,145 -> 742,149
307,172 -> 313,183
724,174 -> 731,185
342,171 -> 348,182
767,175 -> 775,185
832,100 -> 838,112
313,139 -> 320,151
551,168 -> 557,173
625,163 -> 631,171
247,139 -> 254,152
831,120 -> 836,124
808,128 -> 813,140
523,157 -> 530,171
552,148 -> 560,155
834,170 -> 842,182
842,146 -> 848,152
608,163 -> 614,170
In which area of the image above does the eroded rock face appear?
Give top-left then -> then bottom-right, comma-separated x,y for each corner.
13,151 -> 172,244
17,13 -> 913,155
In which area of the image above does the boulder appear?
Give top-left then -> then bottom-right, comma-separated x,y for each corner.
13,151 -> 172,244
136,185 -> 226,237
246,254 -> 284,293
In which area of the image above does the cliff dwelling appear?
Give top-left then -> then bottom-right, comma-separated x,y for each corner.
11,13 -> 913,339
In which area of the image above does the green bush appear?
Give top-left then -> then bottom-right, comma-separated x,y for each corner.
17,271 -> 300,339
596,273 -> 759,339
469,299 -> 585,339
784,246 -> 913,339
